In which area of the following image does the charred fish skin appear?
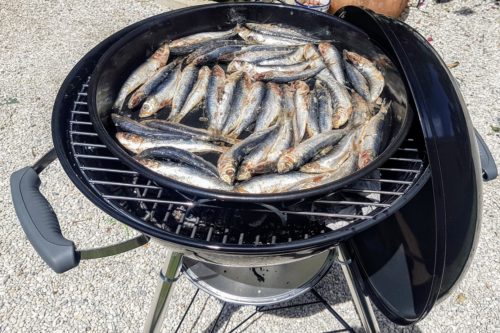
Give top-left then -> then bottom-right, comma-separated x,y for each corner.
171,66 -> 211,123
217,125 -> 279,185
169,27 -> 239,55
137,158 -> 233,192
293,81 -> 310,145
277,129 -> 346,173
113,43 -> 170,111
139,63 -> 182,118
315,80 -> 334,133
205,65 -> 226,130
137,146 -> 219,178
141,118 -> 237,145
254,82 -> 282,131
317,69 -> 352,128
358,101 -> 392,169
128,58 -> 181,109
211,71 -> 242,134
344,50 -> 385,103
168,65 -> 199,121
229,81 -> 266,138
300,131 -> 356,173
318,43 -> 345,85
222,73 -> 253,136
344,60 -> 371,102
116,132 -> 227,155
349,92 -> 372,128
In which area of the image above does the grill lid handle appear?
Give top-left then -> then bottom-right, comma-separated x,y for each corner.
475,129 -> 497,181
10,149 -> 150,273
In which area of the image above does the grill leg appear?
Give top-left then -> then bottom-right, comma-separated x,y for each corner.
143,251 -> 184,333
337,244 -> 380,333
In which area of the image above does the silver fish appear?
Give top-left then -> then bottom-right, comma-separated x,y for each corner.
113,43 -> 170,111
168,65 -> 199,121
349,92 -> 372,128
300,131 -> 357,173
221,73 -> 253,135
137,146 -> 219,178
128,58 -> 181,109
170,66 -> 211,123
112,114 -> 186,139
228,58 -> 318,75
258,46 -> 305,66
139,63 -> 182,118
358,101 -> 392,169
318,43 -> 345,85
192,44 -> 245,65
251,111 -> 294,176
237,123 -> 282,181
116,132 -> 227,154
137,158 -> 233,192
344,60 -> 371,102
252,59 -> 325,83
217,125 -> 279,185
293,153 -> 359,190
306,93 -> 320,138
277,129 -> 347,173
141,118 -> 238,145
205,65 -> 226,130
184,40 -> 244,64
344,50 -> 385,103
235,172 -> 326,194
211,71 -> 242,134
245,23 -> 322,43
254,82 -> 282,131
317,69 -> 352,128
238,26 -> 308,46
293,81 -> 310,145
316,80 -> 334,133
169,27 -> 239,55
229,81 -> 266,138
233,49 -> 296,63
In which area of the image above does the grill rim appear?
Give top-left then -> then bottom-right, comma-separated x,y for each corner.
87,2 -> 415,203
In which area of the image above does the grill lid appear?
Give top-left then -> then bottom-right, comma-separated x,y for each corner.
337,6 -> 483,325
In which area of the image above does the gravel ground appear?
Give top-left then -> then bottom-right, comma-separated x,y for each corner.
0,0 -> 499,332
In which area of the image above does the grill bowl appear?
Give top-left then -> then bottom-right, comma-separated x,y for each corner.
88,3 -> 413,203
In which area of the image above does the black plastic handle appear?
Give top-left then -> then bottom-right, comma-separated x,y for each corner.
10,167 -> 79,273
475,129 -> 498,181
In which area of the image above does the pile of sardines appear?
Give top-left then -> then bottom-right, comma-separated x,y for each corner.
111,23 -> 391,194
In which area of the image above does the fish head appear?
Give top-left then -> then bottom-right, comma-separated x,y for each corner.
116,132 -> 144,153
139,98 -> 160,118
227,61 -> 245,73
304,44 -> 320,60
152,43 -> 170,65
277,150 -> 296,173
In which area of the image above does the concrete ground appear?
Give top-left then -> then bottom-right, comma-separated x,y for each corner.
0,0 -> 498,332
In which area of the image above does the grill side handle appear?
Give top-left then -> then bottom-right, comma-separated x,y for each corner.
475,129 -> 497,181
10,149 -> 151,273
10,162 -> 79,274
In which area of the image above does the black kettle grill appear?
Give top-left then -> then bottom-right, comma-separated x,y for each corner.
10,4 -> 497,332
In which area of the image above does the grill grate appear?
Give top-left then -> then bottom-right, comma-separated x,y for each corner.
69,78 -> 427,246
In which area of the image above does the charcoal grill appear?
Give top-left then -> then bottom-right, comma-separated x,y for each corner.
10,3 -> 497,333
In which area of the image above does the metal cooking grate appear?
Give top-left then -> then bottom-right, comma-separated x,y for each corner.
68,78 -> 427,246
